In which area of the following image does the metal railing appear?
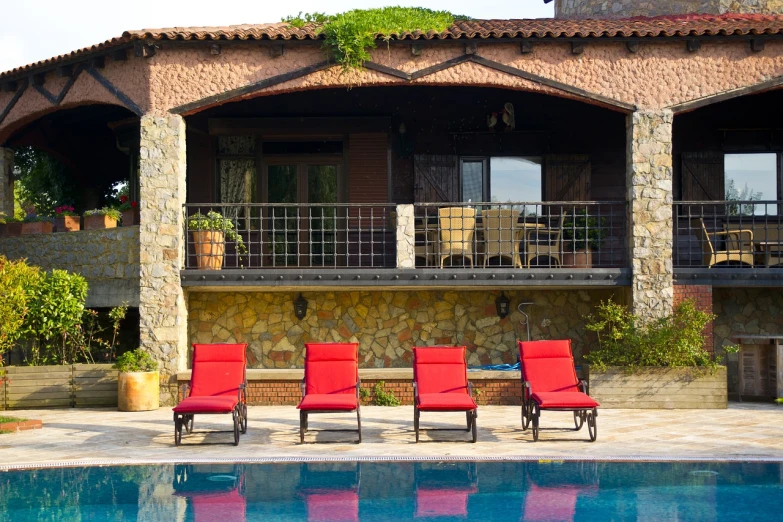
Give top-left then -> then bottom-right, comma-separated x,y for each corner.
184,203 -> 396,269
412,202 -> 627,269
674,201 -> 783,268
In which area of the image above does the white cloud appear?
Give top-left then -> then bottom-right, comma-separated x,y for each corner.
0,0 -> 554,73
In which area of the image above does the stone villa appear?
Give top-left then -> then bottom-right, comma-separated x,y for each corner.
1,0 -> 782,404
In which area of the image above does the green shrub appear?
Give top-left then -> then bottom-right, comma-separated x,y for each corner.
584,299 -> 718,372
113,349 -> 158,373
0,256 -> 43,364
284,8 -> 461,70
187,211 -> 247,256
373,380 -> 401,406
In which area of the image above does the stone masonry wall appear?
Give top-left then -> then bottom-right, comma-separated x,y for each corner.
0,227 -> 140,307
187,288 -> 620,369
0,148 -> 12,218
627,110 -> 674,323
138,114 -> 188,405
555,0 -> 783,18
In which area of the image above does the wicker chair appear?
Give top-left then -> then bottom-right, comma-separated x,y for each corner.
692,218 -> 754,267
438,207 -> 476,268
482,209 -> 523,268
524,213 -> 564,268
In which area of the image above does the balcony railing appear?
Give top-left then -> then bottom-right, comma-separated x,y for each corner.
184,203 -> 396,269
412,202 -> 627,269
674,201 -> 783,268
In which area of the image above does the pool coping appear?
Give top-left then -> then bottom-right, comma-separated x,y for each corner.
3,454 -> 783,471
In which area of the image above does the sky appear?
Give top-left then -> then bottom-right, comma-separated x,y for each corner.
0,1 -> 554,73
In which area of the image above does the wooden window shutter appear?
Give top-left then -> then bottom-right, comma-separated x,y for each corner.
414,155 -> 459,203
544,155 -> 591,201
681,152 -> 725,201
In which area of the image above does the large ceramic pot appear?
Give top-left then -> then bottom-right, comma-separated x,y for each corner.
21,222 -> 54,235
6,223 -> 22,236
118,371 -> 160,411
562,248 -> 593,268
56,216 -> 81,232
192,230 -> 225,269
121,209 -> 139,226
84,215 -> 118,230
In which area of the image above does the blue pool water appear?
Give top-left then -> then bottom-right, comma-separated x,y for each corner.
1,460 -> 782,521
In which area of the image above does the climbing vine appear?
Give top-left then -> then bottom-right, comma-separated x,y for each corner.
284,7 -> 466,70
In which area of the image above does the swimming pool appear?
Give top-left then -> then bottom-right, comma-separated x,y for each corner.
1,460 -> 781,520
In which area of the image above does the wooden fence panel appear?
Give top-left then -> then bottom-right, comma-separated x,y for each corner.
3,364 -> 119,409
73,364 -> 118,407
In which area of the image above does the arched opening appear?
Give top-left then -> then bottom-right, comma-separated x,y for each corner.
5,104 -> 139,216
673,90 -> 783,269
184,85 -> 628,269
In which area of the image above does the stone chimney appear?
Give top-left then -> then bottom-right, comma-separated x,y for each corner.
553,0 -> 783,19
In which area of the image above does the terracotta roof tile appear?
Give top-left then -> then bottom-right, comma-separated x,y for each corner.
3,14 -> 783,80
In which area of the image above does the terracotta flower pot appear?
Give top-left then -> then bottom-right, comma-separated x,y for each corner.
192,230 -> 225,269
56,216 -> 81,232
21,221 -> 54,235
118,371 -> 160,412
562,249 -> 593,268
6,223 -> 22,236
121,209 -> 139,226
84,215 -> 118,230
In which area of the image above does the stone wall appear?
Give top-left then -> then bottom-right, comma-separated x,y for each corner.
0,148 -> 12,218
555,0 -> 783,18
626,110 -> 674,323
187,288 -> 620,369
138,113 -> 188,405
713,288 -> 783,393
0,227 -> 140,307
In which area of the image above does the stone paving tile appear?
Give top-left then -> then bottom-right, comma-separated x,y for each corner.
0,404 -> 781,468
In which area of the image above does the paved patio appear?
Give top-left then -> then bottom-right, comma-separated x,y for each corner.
0,403 -> 781,469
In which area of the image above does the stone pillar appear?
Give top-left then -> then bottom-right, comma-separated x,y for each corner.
626,110 -> 674,323
0,147 -> 13,219
395,204 -> 416,269
138,113 -> 188,405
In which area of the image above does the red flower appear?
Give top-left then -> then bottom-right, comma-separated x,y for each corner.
131,201 -> 138,208
120,195 -> 129,203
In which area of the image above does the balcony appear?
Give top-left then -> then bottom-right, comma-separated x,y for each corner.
674,200 -> 783,286
181,202 -> 629,288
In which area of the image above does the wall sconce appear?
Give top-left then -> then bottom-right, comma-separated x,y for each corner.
495,292 -> 511,319
398,122 -> 407,134
294,293 -> 308,320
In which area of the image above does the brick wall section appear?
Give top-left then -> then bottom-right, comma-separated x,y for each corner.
348,133 -> 388,204
178,379 -> 522,406
674,285 -> 714,353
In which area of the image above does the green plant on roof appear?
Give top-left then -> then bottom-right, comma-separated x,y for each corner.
283,7 -> 467,70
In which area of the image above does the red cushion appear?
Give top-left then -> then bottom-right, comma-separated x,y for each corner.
518,340 -> 580,394
416,488 -> 475,517
173,396 -> 238,413
417,393 -> 477,411
413,347 -> 469,395
531,392 -> 599,409
189,344 -> 247,398
306,491 -> 358,522
304,343 -> 359,395
523,484 -> 578,521
298,394 -> 358,411
192,490 -> 246,521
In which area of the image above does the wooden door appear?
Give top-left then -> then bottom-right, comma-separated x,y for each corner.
414,155 -> 459,203
544,154 -> 591,202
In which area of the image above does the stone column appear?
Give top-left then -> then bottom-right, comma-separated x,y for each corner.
138,113 -> 188,405
626,110 -> 674,323
395,204 -> 416,269
0,147 -> 13,219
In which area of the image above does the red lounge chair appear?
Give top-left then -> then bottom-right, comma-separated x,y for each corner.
298,463 -> 361,522
173,464 -> 246,521
172,343 -> 248,446
413,346 -> 478,443
415,462 -> 478,518
297,343 -> 362,443
518,340 -> 599,442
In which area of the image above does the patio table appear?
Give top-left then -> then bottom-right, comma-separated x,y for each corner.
754,241 -> 783,267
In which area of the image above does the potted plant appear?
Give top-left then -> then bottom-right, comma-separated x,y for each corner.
21,205 -> 54,235
83,207 -> 121,230
54,205 -> 80,232
187,211 -> 246,270
3,216 -> 22,237
561,209 -> 606,268
114,348 -> 159,412
584,299 -> 730,409
118,196 -> 139,226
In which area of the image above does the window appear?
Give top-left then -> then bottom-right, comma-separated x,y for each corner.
725,153 -> 778,215
460,157 -> 543,203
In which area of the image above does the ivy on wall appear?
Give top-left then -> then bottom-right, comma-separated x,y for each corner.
283,7 -> 467,70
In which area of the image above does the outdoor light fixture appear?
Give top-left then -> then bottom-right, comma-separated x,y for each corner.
294,293 -> 308,320
495,292 -> 511,319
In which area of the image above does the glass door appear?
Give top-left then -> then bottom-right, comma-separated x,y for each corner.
267,165 -> 298,266
307,165 -> 338,266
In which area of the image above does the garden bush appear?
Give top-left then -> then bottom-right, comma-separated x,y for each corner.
0,256 -> 42,363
